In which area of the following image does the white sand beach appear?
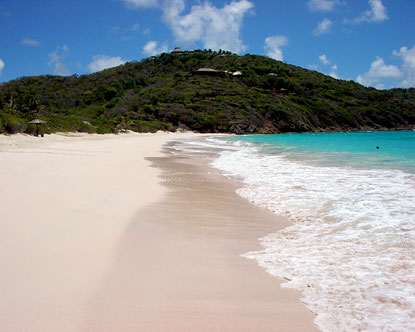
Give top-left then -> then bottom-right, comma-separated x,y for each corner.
0,132 -> 318,332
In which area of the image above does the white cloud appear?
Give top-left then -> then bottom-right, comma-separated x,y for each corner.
142,40 -> 168,57
0,58 -> 4,75
88,55 -> 127,73
123,0 -> 158,9
393,45 -> 415,88
375,83 -> 386,90
307,0 -> 340,12
355,0 -> 388,23
356,56 -> 402,87
317,55 -> 339,79
313,18 -> 333,36
319,54 -> 330,65
264,35 -> 288,61
22,38 -> 40,47
48,45 -> 70,76
330,64 -> 339,79
162,0 -> 253,54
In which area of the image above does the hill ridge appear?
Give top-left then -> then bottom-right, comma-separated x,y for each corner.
1,50 -> 414,134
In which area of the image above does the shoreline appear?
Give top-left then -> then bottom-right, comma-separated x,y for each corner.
0,132 -> 319,331
79,141 -> 318,331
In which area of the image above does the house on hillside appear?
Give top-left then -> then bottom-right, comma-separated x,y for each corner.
194,68 -> 225,77
225,70 -> 243,77
171,47 -> 184,55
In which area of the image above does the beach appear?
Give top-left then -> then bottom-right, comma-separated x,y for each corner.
0,132 -> 318,332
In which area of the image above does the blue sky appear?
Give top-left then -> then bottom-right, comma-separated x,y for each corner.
0,0 -> 414,89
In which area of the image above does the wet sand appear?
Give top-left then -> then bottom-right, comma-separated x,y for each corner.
83,144 -> 319,331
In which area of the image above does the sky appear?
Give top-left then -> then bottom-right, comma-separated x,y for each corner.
0,0 -> 414,89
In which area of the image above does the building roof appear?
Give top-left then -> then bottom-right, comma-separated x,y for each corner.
196,68 -> 219,72
171,47 -> 183,54
28,119 -> 46,124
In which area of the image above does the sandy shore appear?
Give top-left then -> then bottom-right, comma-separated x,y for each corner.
0,132 -> 318,331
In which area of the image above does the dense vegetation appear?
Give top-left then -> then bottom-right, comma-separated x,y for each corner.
1,50 -> 414,134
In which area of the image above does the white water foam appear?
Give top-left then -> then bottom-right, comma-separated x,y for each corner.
178,137 -> 415,332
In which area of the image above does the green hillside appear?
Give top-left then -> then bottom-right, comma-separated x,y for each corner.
1,50 -> 414,134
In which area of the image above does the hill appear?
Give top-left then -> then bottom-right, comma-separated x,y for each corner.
1,50 -> 414,134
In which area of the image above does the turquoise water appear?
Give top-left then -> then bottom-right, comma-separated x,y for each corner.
226,131 -> 415,173
177,131 -> 415,332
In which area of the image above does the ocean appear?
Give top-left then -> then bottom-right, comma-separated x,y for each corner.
174,131 -> 415,332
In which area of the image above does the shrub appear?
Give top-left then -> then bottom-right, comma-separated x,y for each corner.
0,113 -> 27,134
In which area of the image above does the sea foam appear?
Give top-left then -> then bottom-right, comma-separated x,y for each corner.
175,136 -> 415,332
